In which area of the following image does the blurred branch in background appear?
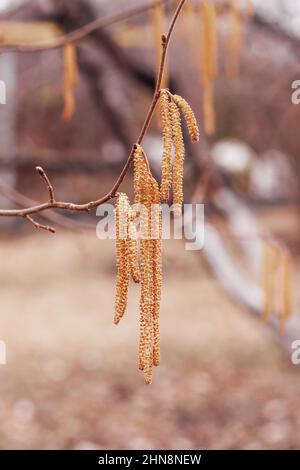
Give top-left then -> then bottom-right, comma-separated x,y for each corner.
0,0 -> 171,52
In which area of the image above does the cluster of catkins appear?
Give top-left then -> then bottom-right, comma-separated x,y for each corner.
183,0 -> 253,135
114,90 -> 199,384
262,241 -> 293,333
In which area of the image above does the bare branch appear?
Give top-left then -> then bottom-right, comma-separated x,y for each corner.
0,0 -> 187,228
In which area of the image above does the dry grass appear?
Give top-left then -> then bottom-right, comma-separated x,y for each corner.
0,231 -> 299,449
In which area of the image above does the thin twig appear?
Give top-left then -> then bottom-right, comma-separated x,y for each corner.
0,0 -> 186,225
36,166 -> 55,203
0,177 -> 95,230
25,215 -> 56,234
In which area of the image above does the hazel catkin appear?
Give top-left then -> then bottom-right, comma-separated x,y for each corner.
160,90 -> 173,202
279,250 -> 293,332
62,43 -> 78,121
127,210 -> 141,284
172,94 -> 200,143
261,242 -> 278,323
199,0 -> 218,135
114,193 -> 131,325
133,144 -> 163,383
170,101 -> 185,213
150,176 -> 162,367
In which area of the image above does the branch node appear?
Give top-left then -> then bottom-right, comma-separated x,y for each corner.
161,34 -> 167,45
35,166 -> 55,204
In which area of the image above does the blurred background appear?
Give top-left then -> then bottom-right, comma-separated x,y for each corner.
0,0 -> 300,450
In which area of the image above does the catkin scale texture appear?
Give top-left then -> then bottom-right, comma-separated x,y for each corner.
114,193 -> 131,325
128,211 -> 141,284
150,177 -> 162,367
172,94 -> 200,143
170,101 -> 185,211
160,91 -> 173,202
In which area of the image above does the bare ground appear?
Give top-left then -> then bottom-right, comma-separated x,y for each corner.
0,230 -> 299,450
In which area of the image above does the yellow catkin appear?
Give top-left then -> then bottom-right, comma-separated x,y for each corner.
151,4 -> 168,89
114,193 -> 131,325
133,144 -> 149,205
170,101 -> 185,214
160,90 -> 173,202
261,242 -> 278,322
200,0 -> 218,135
128,209 -> 141,284
62,43 -> 78,121
202,80 -> 215,136
278,250 -> 293,332
139,176 -> 154,383
200,0 -> 218,83
140,237 -> 153,384
150,176 -> 162,367
172,94 -> 200,143
133,144 -> 162,383
133,145 -> 153,379
183,0 -> 196,62
226,0 -> 244,78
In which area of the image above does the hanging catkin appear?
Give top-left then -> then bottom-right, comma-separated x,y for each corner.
62,43 -> 78,121
160,90 -> 173,202
134,144 -> 149,205
200,0 -> 218,135
172,94 -> 200,143
202,80 -> 215,137
151,4 -> 168,89
140,237 -> 153,383
170,101 -> 185,214
261,242 -> 278,322
226,0 -> 244,78
114,193 -> 131,325
128,209 -> 141,284
150,176 -> 162,367
183,0 -> 196,62
278,250 -> 293,331
133,146 -> 153,377
133,145 -> 162,383
139,169 -> 155,383
261,241 -> 294,332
